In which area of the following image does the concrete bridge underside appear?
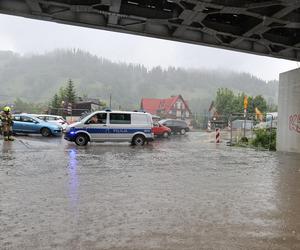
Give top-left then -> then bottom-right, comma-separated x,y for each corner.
0,0 -> 300,61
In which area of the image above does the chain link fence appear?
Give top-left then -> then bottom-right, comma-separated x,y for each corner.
228,113 -> 276,149
191,112 -> 277,149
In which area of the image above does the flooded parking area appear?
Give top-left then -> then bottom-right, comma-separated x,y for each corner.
1,132 -> 300,250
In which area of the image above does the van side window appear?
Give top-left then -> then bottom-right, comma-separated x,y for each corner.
132,114 -> 148,124
110,113 -> 131,124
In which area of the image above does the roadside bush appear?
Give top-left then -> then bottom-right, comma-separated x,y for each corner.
251,128 -> 276,151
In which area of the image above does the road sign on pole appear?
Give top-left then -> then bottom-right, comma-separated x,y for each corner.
243,95 -> 248,110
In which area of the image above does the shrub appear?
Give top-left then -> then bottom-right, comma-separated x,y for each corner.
251,128 -> 276,151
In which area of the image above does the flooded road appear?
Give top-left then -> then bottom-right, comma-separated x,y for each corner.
0,132 -> 300,249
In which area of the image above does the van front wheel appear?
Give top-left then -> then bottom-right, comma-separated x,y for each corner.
75,134 -> 89,146
132,135 -> 146,146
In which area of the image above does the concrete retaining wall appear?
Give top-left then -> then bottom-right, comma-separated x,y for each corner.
277,68 -> 300,153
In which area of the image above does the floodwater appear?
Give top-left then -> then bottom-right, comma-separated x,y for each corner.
0,132 -> 300,250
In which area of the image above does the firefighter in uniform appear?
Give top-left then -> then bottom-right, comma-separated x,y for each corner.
0,106 -> 14,141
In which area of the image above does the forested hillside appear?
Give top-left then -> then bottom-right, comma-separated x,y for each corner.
0,49 -> 278,113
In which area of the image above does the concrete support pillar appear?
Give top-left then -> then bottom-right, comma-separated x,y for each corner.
277,68 -> 300,153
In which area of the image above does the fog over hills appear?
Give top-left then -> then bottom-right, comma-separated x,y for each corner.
0,49 -> 278,113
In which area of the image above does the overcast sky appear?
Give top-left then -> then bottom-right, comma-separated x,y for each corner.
0,14 -> 298,81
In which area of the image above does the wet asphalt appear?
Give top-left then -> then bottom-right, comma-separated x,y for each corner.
0,132 -> 300,250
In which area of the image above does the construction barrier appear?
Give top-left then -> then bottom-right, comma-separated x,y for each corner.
228,120 -> 231,131
216,128 -> 221,143
207,120 -> 212,132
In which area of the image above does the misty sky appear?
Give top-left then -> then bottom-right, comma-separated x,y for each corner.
0,14 -> 298,81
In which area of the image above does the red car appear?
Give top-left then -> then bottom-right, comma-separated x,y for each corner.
152,123 -> 171,138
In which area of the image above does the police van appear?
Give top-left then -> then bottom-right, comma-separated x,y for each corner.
64,110 -> 154,146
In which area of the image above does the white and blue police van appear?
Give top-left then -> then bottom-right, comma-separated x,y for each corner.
64,110 -> 154,146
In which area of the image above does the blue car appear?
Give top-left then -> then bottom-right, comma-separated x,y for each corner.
12,114 -> 62,137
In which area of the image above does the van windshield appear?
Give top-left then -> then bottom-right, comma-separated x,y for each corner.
86,113 -> 107,124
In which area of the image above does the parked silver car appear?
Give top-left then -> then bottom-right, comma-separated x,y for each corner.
32,114 -> 68,130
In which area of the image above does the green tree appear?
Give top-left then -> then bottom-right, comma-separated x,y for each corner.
51,93 -> 60,109
231,92 -> 246,114
214,88 -> 269,116
58,86 -> 66,104
65,79 -> 77,103
252,95 -> 267,113
215,88 -> 235,116
246,95 -> 253,113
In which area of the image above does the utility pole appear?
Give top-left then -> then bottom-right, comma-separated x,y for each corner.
109,94 -> 112,109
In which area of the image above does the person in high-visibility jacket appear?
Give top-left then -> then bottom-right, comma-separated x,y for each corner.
0,106 -> 14,141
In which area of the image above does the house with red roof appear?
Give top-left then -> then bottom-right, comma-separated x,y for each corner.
140,95 -> 192,120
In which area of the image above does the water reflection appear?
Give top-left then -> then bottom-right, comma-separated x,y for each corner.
68,148 -> 79,210
1,141 -> 14,161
